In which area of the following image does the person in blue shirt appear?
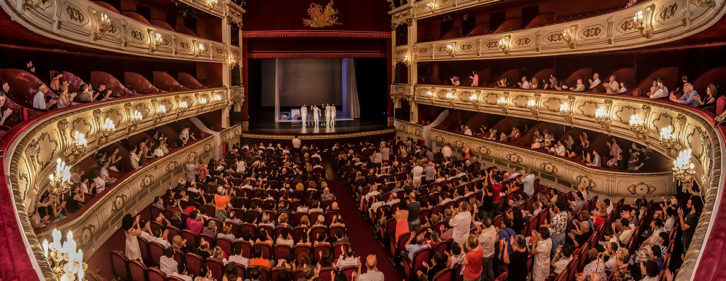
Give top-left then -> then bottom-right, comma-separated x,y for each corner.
498,218 -> 516,256
670,83 -> 702,107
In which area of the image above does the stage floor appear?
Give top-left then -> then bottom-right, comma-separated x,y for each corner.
247,120 -> 388,135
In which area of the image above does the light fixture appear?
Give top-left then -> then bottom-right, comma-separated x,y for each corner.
48,158 -> 72,200
527,99 -> 537,108
444,92 -> 455,99
629,114 -> 646,139
498,35 -> 511,54
179,101 -> 189,108
156,105 -> 167,114
214,94 -> 222,101
425,91 -> 434,97
402,54 -> 410,65
228,55 -> 237,65
497,96 -> 509,106
633,5 -> 654,38
560,102 -> 574,123
130,110 -> 143,121
94,12 -> 113,40
101,118 -> 115,133
672,148 -> 697,195
198,43 -> 206,52
445,43 -> 456,56
561,25 -> 576,48
559,102 -> 570,113
426,1 -> 438,11
659,125 -> 679,152
200,97 -> 208,104
42,229 -> 86,281
595,107 -> 610,129
150,31 -> 163,51
205,0 -> 218,9
70,131 -> 87,159
469,94 -> 479,102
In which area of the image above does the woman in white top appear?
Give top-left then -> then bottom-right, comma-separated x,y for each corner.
130,146 -> 141,170
123,214 -> 142,261
532,227 -> 552,281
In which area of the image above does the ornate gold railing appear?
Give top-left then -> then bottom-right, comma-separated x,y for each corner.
395,121 -> 675,197
394,84 -> 725,281
9,88 -> 228,211
178,0 -> 225,18
391,0 -> 725,61
0,0 -> 231,63
390,0 -> 501,23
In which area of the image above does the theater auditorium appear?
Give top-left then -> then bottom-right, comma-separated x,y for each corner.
0,1 -> 725,281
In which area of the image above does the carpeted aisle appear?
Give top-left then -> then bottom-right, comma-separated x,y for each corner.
327,179 -> 404,281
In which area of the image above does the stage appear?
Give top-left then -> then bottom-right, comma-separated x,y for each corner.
243,119 -> 393,141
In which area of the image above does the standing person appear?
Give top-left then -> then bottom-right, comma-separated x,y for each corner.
331,104 -> 336,126
502,235 -> 528,281
301,104 -> 308,127
325,104 -> 332,127
548,200 -> 568,255
313,105 -> 321,127
123,214 -> 142,261
532,227 -> 552,281
292,136 -> 301,150
450,202 -> 472,247
357,255 -> 384,281
478,217 -> 497,281
462,235 -> 483,281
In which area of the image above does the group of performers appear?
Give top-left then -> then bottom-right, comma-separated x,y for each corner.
300,104 -> 336,127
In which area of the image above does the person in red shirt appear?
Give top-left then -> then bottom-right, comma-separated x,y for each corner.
462,235 -> 483,281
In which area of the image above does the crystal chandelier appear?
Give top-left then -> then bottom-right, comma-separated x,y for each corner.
629,114 -> 646,139
673,148 -> 697,194
48,158 -> 72,199
42,229 -> 86,281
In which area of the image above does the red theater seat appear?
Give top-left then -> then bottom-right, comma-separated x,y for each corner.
0,68 -> 55,109
91,71 -> 134,97
177,73 -> 207,90
122,11 -> 151,25
111,251 -> 130,281
564,68 -> 592,87
127,259 -> 147,281
124,72 -> 163,95
525,13 -> 554,28
493,18 -> 522,33
632,67 -> 679,97
150,20 -> 175,31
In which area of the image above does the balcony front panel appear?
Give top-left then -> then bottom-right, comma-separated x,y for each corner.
6,88 -> 229,214
396,121 -> 675,197
410,0 -> 725,61
178,0 -> 226,18
1,0 -> 230,63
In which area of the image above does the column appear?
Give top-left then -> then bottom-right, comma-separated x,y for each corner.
408,18 -> 418,124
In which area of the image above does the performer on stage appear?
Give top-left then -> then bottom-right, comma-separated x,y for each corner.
325,104 -> 331,127
313,105 -> 321,127
301,104 -> 308,127
331,104 -> 336,126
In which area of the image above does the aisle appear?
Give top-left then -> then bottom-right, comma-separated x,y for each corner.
327,178 -> 404,281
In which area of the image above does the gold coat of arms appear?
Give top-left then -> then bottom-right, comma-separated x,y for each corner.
303,0 -> 342,28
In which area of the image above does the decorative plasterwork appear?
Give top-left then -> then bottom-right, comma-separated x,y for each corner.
1,0 -> 231,63
407,0 -> 725,61
177,0 -> 227,18
396,121 -> 675,197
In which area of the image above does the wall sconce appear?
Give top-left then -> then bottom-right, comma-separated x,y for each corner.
595,106 -> 610,129
469,94 -> 479,102
526,99 -> 537,108
214,94 -> 222,101
426,1 -> 438,11
205,0 -> 218,9
498,35 -> 511,54
633,5 -> 654,38
150,31 -> 163,51
629,114 -> 646,139
497,96 -> 509,106
47,158 -> 72,203
673,148 -> 698,195
156,105 -> 167,114
659,125 -> 680,153
197,43 -> 206,55
101,118 -> 115,135
179,101 -> 189,108
228,55 -> 237,65
402,54 -> 411,65
425,91 -> 434,97
526,98 -> 539,116
130,110 -> 143,122
560,102 -> 574,123
561,25 -> 576,49
42,229 -> 86,281
444,92 -> 455,100
94,12 -> 113,40
71,131 -> 87,159
445,43 -> 456,56
200,97 -> 208,104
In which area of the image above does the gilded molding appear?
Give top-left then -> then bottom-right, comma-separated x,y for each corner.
1,0 -> 231,63
401,0 -> 726,61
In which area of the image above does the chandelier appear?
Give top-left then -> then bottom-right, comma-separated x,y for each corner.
71,131 -> 87,159
673,148 -> 697,194
48,158 -> 71,202
130,110 -> 143,122
42,229 -> 86,281
629,114 -> 646,139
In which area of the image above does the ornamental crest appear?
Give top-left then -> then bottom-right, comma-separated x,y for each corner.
303,0 -> 342,28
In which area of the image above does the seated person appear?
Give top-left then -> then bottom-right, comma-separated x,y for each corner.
571,79 -> 586,92
649,78 -> 669,99
518,76 -> 531,89
604,75 -> 620,94
33,84 -> 57,110
589,73 -> 602,90
669,83 -> 702,107
0,90 -> 15,128
531,130 -> 544,149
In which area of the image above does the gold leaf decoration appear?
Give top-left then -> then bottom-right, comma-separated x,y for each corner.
303,0 -> 342,28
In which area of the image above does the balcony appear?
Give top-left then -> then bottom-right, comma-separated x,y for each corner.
0,0 -> 232,63
401,0 -> 725,61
